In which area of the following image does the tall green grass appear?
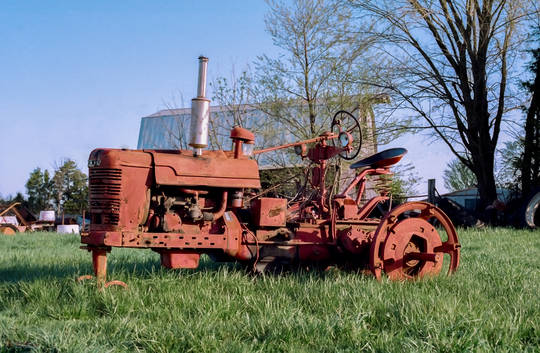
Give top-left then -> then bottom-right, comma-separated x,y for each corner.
0,228 -> 538,352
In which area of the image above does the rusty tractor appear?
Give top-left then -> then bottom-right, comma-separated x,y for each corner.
79,57 -> 460,288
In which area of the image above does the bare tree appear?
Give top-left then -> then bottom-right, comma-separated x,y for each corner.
253,0 -> 380,143
351,0 -> 538,210
210,68 -> 278,151
161,91 -> 190,150
211,68 -> 254,128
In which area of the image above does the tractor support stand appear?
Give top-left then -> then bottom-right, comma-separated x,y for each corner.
77,246 -> 127,289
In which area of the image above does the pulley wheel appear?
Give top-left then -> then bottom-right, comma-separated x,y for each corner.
369,202 -> 460,280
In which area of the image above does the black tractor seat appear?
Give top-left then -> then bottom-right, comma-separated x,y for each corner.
350,148 -> 408,169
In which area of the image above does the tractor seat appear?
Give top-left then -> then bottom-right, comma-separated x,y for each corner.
350,148 -> 408,169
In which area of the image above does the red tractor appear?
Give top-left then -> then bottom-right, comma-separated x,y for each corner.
80,57 -> 460,288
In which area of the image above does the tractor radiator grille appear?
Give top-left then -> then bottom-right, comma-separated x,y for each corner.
89,168 -> 122,226
89,184 -> 121,196
90,168 -> 122,182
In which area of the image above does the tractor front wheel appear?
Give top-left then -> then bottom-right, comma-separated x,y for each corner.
369,202 -> 460,280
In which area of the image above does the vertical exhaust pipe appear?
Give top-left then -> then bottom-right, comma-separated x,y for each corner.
189,56 -> 210,156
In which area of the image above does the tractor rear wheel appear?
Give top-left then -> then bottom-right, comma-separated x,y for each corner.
0,224 -> 18,235
369,202 -> 460,280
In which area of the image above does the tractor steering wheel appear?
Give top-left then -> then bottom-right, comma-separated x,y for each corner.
330,110 -> 362,160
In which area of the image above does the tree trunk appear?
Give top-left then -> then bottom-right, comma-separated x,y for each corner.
473,160 -> 498,211
472,149 -> 498,211
308,101 -> 316,137
468,111 -> 498,211
521,52 -> 540,197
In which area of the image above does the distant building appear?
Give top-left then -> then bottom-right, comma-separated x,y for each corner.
137,103 -> 380,161
137,106 -> 270,151
137,108 -> 188,150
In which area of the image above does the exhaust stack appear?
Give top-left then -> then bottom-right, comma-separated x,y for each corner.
189,56 -> 210,156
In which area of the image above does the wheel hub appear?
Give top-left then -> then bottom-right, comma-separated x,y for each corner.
403,239 -> 421,268
381,218 -> 443,280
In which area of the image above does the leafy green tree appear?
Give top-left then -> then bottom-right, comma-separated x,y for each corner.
497,140 -> 523,190
0,192 -> 27,209
52,160 -> 88,214
496,28 -> 540,195
387,163 -> 422,203
254,0 -> 379,142
215,0 -> 386,196
25,167 -> 54,214
443,159 -> 477,192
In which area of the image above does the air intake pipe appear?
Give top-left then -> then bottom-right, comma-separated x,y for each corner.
189,56 -> 210,156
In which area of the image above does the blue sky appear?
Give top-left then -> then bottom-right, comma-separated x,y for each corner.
0,0 -> 454,197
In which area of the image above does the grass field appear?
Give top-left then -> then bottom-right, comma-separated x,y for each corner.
0,228 -> 538,352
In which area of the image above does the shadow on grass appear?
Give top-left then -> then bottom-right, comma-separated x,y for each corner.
0,255 -> 251,284
0,255 -> 366,284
